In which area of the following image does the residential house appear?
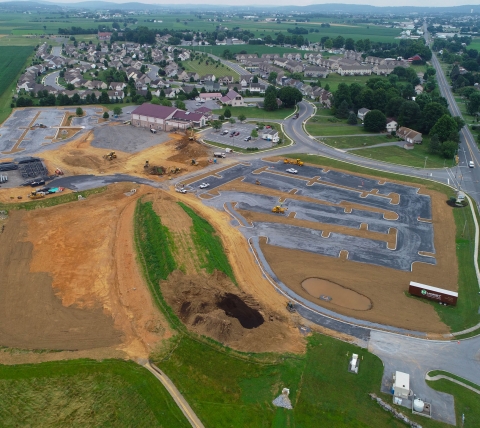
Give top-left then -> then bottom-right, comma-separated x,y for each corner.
262,129 -> 280,143
415,85 -> 424,95
337,64 -> 372,76
357,108 -> 370,121
220,90 -> 244,107
86,80 -> 108,90
218,75 -> 234,85
107,90 -> 125,101
386,119 -> 398,133
199,92 -> 222,101
109,82 -> 126,91
303,66 -> 329,78
239,75 -> 253,87
98,32 -> 112,41
249,83 -> 265,94
200,74 -> 216,83
397,126 -> 423,144
131,103 -> 206,131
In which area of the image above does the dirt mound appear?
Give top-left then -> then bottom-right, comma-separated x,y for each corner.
162,270 -> 296,351
62,150 -> 104,169
167,137 -> 209,166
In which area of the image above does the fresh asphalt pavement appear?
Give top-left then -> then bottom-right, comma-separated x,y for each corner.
203,123 -> 274,150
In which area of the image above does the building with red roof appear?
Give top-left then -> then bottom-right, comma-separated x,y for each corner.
131,103 -> 206,131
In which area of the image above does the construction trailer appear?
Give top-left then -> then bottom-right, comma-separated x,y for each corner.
393,371 -> 410,399
408,282 -> 458,306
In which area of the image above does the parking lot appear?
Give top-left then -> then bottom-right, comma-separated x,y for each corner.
185,100 -> 219,112
184,159 -> 436,272
0,107 -> 102,159
202,123 -> 277,150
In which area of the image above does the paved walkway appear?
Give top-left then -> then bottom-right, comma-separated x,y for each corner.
425,373 -> 480,395
143,361 -> 205,428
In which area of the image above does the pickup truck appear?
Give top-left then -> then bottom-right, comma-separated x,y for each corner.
175,188 -> 187,194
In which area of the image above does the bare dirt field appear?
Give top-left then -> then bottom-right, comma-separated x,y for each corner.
39,126 -> 212,181
0,184 -> 171,359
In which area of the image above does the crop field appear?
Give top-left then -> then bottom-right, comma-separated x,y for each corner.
190,44 -> 306,57
0,45 -> 34,123
0,359 -> 189,427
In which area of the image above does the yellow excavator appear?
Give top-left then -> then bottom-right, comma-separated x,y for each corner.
103,151 -> 117,161
272,205 -> 287,214
284,158 -> 304,166
28,191 -> 44,200
187,129 -> 195,141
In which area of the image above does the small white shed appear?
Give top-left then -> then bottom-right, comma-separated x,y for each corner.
393,371 -> 410,399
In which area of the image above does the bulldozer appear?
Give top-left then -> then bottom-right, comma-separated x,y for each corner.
103,151 -> 117,161
272,205 -> 287,214
284,158 -> 304,166
286,301 -> 296,313
255,180 -> 261,185
169,167 -> 181,174
191,159 -> 199,166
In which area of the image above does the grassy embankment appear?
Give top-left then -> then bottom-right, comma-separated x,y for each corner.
0,359 -> 189,427
0,187 -> 106,212
181,58 -> 240,81
213,105 -> 295,120
291,153 -> 480,333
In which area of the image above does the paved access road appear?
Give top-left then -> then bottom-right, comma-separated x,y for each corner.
43,70 -> 64,90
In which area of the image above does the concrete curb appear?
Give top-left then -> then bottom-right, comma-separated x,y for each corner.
425,371 -> 480,395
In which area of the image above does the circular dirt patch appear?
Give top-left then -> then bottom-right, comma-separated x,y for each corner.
301,278 -> 372,311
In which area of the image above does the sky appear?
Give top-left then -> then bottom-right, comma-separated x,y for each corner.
36,0 -> 478,7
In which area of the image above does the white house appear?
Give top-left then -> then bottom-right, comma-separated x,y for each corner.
386,120 -> 398,133
262,129 -> 279,143
220,90 -> 244,107
357,108 -> 370,121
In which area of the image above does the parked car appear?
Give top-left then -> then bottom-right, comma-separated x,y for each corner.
247,103 -> 256,107
221,130 -> 229,135
30,179 -> 45,186
286,168 -> 298,174
244,136 -> 251,141
175,188 -> 187,194
469,161 -> 475,168
235,131 -> 240,136
199,183 -> 210,189
266,125 -> 271,129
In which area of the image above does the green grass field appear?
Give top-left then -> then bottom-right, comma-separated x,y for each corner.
306,115 -> 373,136
178,202 -> 236,282
317,74 -> 380,93
213,106 -> 294,120
352,141 -> 449,169
0,45 -> 34,123
156,333 -> 452,428
182,59 -> 240,81
0,359 -> 189,427
321,135 -> 394,149
190,44 -> 305,57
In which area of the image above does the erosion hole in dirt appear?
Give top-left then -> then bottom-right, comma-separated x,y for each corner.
217,293 -> 264,329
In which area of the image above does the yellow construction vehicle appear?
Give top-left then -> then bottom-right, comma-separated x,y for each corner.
103,151 -> 117,161
187,129 -> 195,141
284,158 -> 304,166
170,167 -> 181,174
28,191 -> 44,200
286,301 -> 296,313
272,206 -> 287,214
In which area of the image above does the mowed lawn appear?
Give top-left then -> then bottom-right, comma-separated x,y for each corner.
158,333 -> 453,428
321,135 -> 394,149
353,141 -> 449,169
213,106 -> 295,120
306,115 -> 373,136
0,359 -> 189,427
182,59 -> 239,81
317,73 -> 380,93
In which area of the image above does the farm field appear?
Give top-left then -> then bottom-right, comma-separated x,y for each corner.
212,106 -> 295,120
0,45 -> 34,123
190,44 -> 306,57
0,359 -> 189,427
181,59 -> 239,81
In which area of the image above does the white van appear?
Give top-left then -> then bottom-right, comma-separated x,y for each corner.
150,128 -> 157,134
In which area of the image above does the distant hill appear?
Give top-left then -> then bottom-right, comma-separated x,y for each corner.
1,0 -> 479,14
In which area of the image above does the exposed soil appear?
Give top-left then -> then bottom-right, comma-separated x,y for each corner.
162,270 -> 300,352
301,278 -> 372,311
0,183 -> 170,357
39,130 -> 212,181
153,193 -> 306,353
